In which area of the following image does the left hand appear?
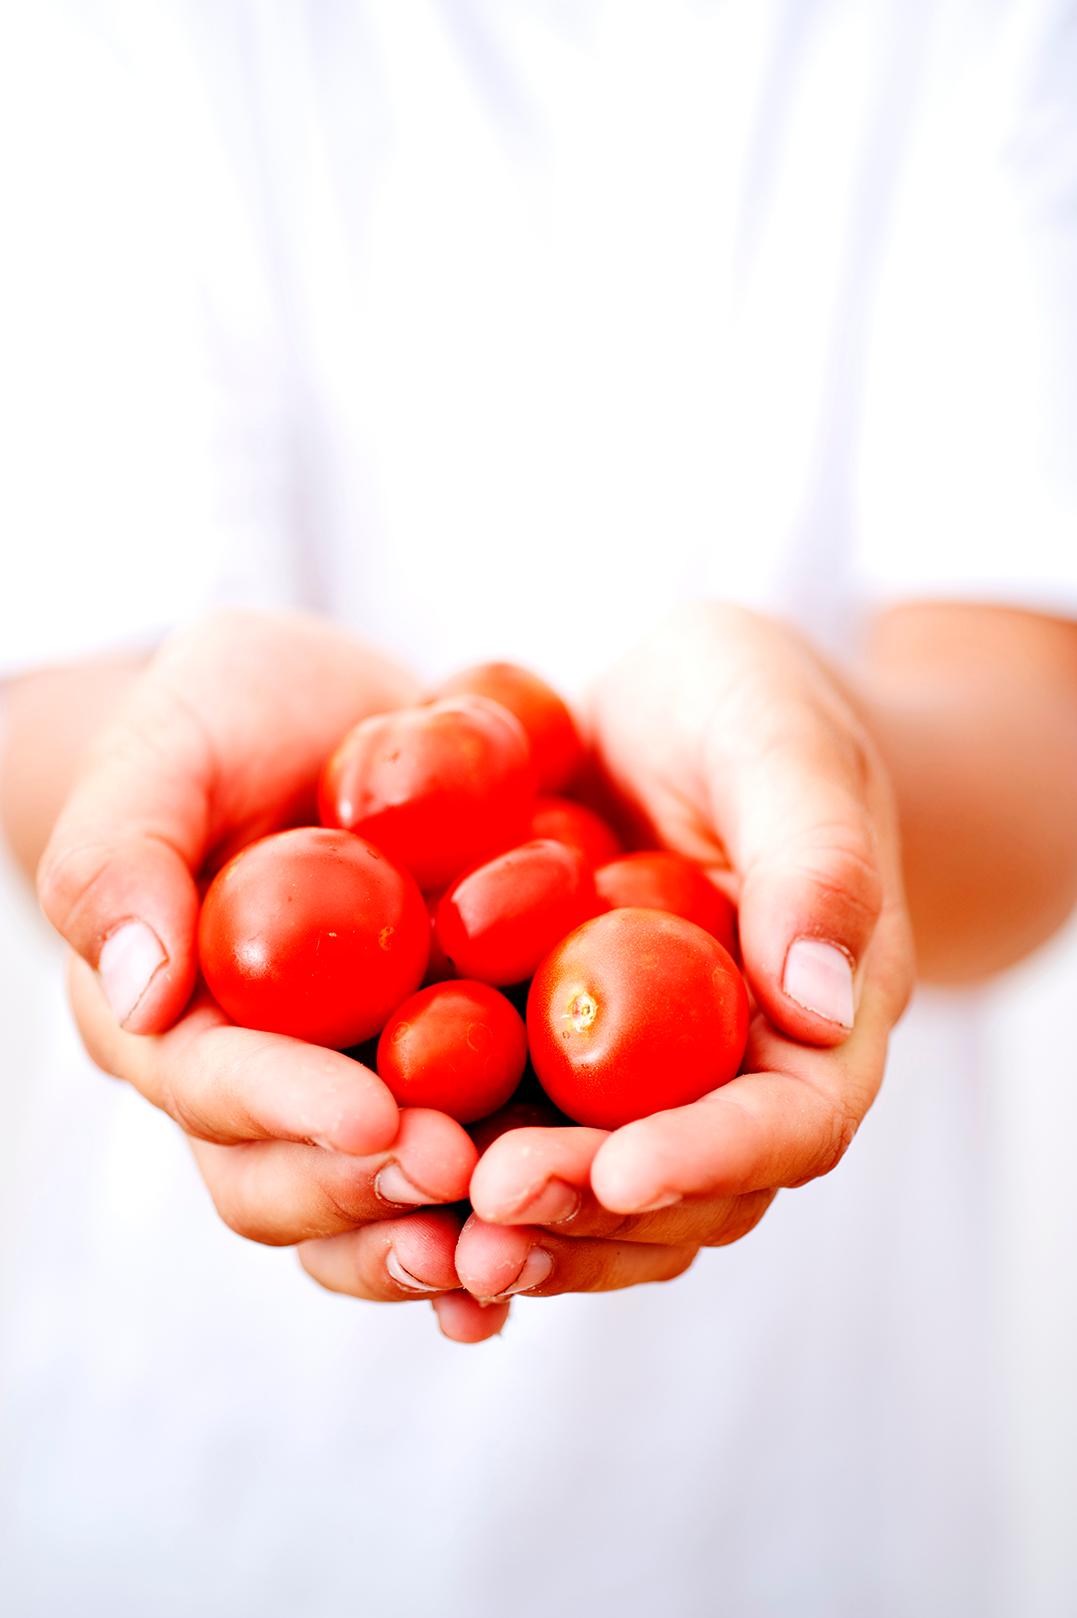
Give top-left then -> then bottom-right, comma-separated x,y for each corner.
455,603 -> 915,1303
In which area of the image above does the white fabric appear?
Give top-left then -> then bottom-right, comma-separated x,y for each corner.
1,3 -> 1076,1615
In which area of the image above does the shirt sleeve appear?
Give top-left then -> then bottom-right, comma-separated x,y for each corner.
854,0 -> 1077,620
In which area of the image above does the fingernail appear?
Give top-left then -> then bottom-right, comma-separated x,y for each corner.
386,1249 -> 443,1293
499,1247 -> 553,1299
98,920 -> 167,1026
510,1179 -> 581,1226
375,1163 -> 435,1207
782,937 -> 855,1029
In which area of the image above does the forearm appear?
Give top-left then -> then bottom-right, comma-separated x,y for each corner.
0,657 -> 146,882
859,604 -> 1077,984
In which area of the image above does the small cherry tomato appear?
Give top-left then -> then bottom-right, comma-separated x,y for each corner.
198,827 -> 429,1048
435,838 -> 600,986
318,695 -> 534,891
529,796 -> 622,868
595,851 -> 737,954
434,661 -> 584,792
526,908 -> 749,1129
376,981 -> 528,1124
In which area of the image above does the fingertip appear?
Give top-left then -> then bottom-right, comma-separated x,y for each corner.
589,1119 -> 679,1215
454,1213 -> 535,1299
321,1067 -> 402,1158
431,1293 -> 511,1343
392,1208 -> 464,1293
381,1106 -> 479,1200
469,1125 -> 606,1223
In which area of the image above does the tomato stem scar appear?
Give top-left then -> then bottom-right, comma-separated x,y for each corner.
567,991 -> 598,1032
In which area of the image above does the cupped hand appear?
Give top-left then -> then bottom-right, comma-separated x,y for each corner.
38,611 -> 504,1341
456,603 -> 915,1303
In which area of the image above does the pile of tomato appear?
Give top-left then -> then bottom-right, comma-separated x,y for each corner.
198,664 -> 750,1131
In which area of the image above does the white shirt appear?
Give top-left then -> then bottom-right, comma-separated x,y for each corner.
1,5 -> 1076,1616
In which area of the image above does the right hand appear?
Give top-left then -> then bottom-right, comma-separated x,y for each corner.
38,611 -> 508,1343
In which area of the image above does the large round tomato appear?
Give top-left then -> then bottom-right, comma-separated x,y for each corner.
198,827 -> 429,1048
526,908 -> 749,1129
529,796 -> 622,868
318,695 -> 534,891
595,851 -> 737,954
376,981 -> 527,1124
434,662 -> 583,793
435,838 -> 600,986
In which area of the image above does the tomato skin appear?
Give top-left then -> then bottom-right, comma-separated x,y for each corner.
376,981 -> 527,1124
434,662 -> 583,793
435,838 -> 600,986
318,695 -> 534,892
595,851 -> 737,955
198,827 -> 429,1048
526,908 -> 749,1129
529,796 -> 622,868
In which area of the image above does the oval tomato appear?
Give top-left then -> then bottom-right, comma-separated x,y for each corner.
434,662 -> 583,792
526,908 -> 749,1128
595,851 -> 737,954
435,838 -> 599,986
376,980 -> 527,1124
198,827 -> 429,1048
318,695 -> 534,891
529,796 -> 622,868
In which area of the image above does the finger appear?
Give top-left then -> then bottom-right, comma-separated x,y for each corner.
589,1015 -> 890,1215
190,1111 -> 477,1246
455,1215 -> 697,1301
299,1209 -> 464,1300
69,958 -> 401,1153
702,672 -> 891,1046
470,1123 -> 775,1246
469,1124 -> 608,1227
37,610 -> 416,1033
431,1293 -> 512,1343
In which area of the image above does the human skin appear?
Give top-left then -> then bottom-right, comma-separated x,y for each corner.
3,602 -> 1076,1337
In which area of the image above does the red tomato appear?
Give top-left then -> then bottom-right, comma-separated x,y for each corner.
434,662 -> 583,792
595,851 -> 737,954
529,796 -> 622,868
198,827 -> 429,1048
435,838 -> 600,986
526,908 -> 749,1129
318,695 -> 534,891
376,981 -> 527,1124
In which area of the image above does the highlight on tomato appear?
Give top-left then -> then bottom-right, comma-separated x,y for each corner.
198,827 -> 429,1048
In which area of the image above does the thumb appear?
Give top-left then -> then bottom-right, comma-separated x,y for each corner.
703,683 -> 890,1046
37,611 -> 419,1036
37,674 -> 208,1032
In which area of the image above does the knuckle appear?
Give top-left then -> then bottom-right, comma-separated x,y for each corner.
200,1144 -> 307,1249
314,1174 -> 372,1234
789,829 -> 885,940
704,1190 -> 776,1248
657,1247 -> 698,1284
208,1174 -> 274,1246
160,1064 -> 218,1142
791,1099 -> 860,1187
37,839 -> 113,945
